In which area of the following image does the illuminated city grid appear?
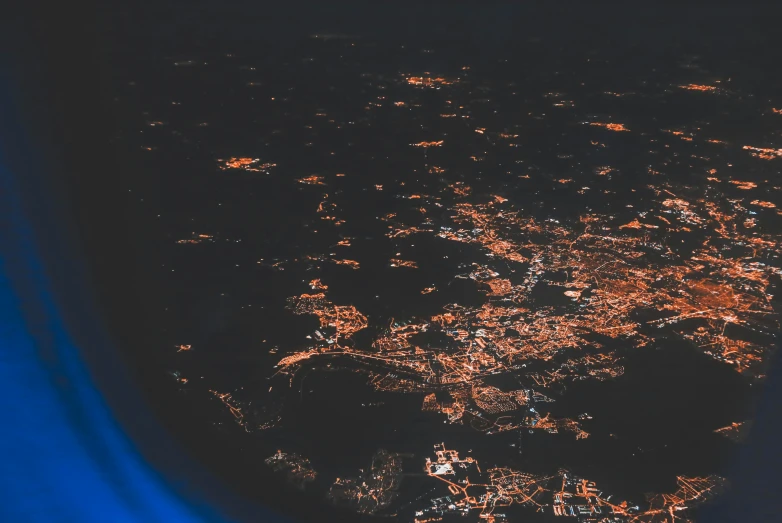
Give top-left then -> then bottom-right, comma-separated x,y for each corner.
143,33 -> 782,522
415,444 -> 725,523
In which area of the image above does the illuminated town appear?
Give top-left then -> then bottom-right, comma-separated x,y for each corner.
265,450 -> 318,490
120,17 -> 781,522
328,449 -> 404,515
413,443 -> 725,522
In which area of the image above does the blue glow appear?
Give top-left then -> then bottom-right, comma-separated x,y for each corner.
0,106 -> 222,523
